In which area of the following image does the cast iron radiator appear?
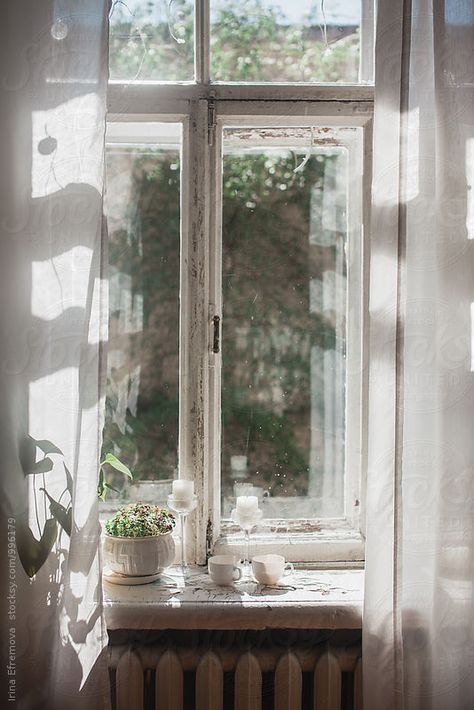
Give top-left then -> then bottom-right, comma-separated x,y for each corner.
108,629 -> 362,710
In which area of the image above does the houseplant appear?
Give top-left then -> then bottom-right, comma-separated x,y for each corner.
15,436 -> 133,578
103,502 -> 176,578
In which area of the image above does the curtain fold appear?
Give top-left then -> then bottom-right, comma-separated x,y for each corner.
0,2 -> 110,708
364,1 -> 474,708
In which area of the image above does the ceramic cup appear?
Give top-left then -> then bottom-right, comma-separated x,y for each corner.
208,555 -> 243,585
251,554 -> 294,585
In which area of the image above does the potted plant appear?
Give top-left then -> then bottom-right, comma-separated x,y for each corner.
103,502 -> 176,578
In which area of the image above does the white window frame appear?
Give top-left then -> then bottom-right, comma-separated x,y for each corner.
107,0 -> 374,565
208,105 -> 372,564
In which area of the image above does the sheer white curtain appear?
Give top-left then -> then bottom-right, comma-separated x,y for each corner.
0,1 -> 110,708
364,0 -> 474,708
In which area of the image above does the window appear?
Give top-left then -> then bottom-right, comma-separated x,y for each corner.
105,0 -> 374,564
209,0 -> 372,83
104,123 -> 182,488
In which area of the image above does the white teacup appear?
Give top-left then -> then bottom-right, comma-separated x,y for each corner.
208,555 -> 243,585
251,554 -> 294,585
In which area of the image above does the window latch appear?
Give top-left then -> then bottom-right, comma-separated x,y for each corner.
212,315 -> 220,354
208,97 -> 216,146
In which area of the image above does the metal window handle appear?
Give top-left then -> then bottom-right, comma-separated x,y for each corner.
212,315 -> 220,354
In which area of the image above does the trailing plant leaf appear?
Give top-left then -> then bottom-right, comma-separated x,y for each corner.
36,440 -> 63,456
19,436 -> 58,475
101,453 -> 133,478
97,453 -> 134,499
64,464 -> 73,497
97,468 -> 105,500
16,518 -> 58,578
24,457 -> 54,475
41,489 -> 72,537
19,435 -> 37,474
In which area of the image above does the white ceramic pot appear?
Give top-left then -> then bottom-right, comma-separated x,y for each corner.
103,531 -> 175,576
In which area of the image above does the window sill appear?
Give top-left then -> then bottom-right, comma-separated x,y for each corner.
214,520 -> 365,564
103,566 -> 363,631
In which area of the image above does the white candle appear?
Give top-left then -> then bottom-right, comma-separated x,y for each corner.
231,455 -> 248,472
172,479 -> 194,500
236,495 -> 258,515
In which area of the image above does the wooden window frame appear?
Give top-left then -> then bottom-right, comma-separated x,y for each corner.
106,0 -> 374,565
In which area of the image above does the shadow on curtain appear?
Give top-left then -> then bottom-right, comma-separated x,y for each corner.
0,1 -> 110,708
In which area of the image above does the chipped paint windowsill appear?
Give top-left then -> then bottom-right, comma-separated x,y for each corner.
104,566 -> 364,631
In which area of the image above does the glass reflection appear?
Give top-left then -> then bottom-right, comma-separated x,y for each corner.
221,127 -> 356,519
103,125 -> 181,502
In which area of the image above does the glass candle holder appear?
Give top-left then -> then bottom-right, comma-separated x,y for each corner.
231,506 -> 263,577
167,493 -> 198,577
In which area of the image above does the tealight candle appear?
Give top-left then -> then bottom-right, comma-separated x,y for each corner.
172,479 -> 194,500
236,495 -> 258,515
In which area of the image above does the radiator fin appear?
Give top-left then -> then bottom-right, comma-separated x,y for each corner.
155,650 -> 183,710
235,652 -> 262,710
196,651 -> 224,710
314,650 -> 341,710
116,650 -> 143,710
275,651 -> 303,710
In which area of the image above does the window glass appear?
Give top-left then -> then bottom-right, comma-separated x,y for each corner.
109,0 -> 194,81
210,0 -> 365,83
221,126 -> 359,520
103,123 -> 181,507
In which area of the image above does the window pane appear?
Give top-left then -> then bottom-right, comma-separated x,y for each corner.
221,126 -> 360,520
210,0 -> 368,83
109,0 -> 194,81
103,123 -> 181,506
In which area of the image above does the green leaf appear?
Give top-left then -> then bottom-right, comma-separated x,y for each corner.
41,489 -> 72,536
36,440 -> 63,456
64,464 -> 73,497
101,453 -> 133,479
24,457 -> 54,475
16,518 -> 58,578
97,468 -> 105,500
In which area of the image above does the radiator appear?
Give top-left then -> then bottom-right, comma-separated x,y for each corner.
108,630 -> 362,710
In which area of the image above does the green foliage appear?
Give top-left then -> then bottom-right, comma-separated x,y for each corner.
98,453 -> 133,500
103,128 -> 346,502
16,436 -> 70,577
220,148 -> 342,495
15,436 -> 133,579
105,502 -> 176,537
102,149 -> 180,484
109,0 -> 194,81
105,2 -> 355,501
210,0 -> 359,83
15,431 -> 134,577
103,453 -> 134,477
222,398 -> 309,494
109,0 -> 360,83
